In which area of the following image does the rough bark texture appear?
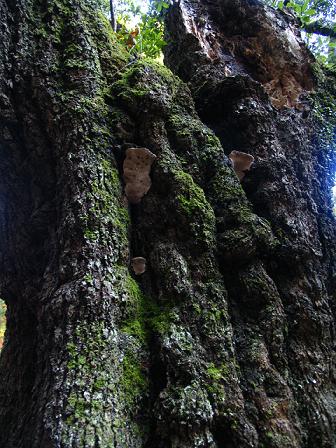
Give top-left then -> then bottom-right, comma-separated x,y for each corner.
164,1 -> 336,446
0,0 -> 335,447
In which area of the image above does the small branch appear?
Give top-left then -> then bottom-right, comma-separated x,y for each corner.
110,0 -> 116,32
302,20 -> 336,39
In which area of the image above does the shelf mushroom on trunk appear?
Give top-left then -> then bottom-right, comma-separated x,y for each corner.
229,150 -> 255,181
123,147 -> 157,203
131,257 -> 147,275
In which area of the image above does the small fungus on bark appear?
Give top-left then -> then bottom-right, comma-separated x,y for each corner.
229,150 -> 254,180
131,257 -> 146,275
123,147 -> 157,204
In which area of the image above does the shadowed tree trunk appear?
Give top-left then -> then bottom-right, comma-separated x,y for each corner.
0,0 -> 335,447
164,2 -> 336,446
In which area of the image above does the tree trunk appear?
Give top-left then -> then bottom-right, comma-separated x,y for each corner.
0,0 -> 335,447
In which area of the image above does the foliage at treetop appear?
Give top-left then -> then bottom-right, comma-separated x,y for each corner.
95,0 -> 336,64
116,0 -> 169,58
97,0 -> 170,58
265,0 -> 336,66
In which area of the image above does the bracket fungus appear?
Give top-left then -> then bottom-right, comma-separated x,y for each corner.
131,257 -> 146,275
229,150 -> 254,181
123,147 -> 157,204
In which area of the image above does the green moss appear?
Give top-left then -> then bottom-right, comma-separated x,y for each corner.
38,0 -> 131,252
205,362 -> 232,397
91,162 -> 122,215
84,157 -> 129,249
64,321 -> 120,431
64,310 -> 149,441
65,330 -> 117,432
209,168 -> 246,204
84,273 -> 93,284
68,394 -> 87,419
67,393 -> 104,421
125,274 -> 142,300
148,304 -> 174,334
93,11 -> 129,76
94,376 -> 108,391
84,229 -> 98,241
167,113 -> 223,165
177,177 -> 207,217
121,353 -> 148,406
118,59 -> 178,92
28,0 -> 152,443
121,274 -> 175,343
112,59 -> 181,112
202,305 -> 227,328
120,276 -> 147,342
142,59 -> 178,84
192,303 -> 201,315
63,43 -> 92,70
66,323 -> 108,372
175,171 -> 216,246
207,362 -> 230,380
112,66 -> 150,105
122,319 -> 146,342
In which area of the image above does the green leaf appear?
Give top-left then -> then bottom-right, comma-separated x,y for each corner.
305,8 -> 317,15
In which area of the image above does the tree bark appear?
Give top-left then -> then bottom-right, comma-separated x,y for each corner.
164,0 -> 336,446
303,20 -> 336,39
0,0 -> 335,447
